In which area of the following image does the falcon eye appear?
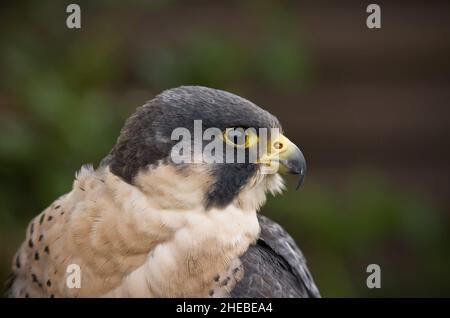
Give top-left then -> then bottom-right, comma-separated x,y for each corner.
223,128 -> 257,148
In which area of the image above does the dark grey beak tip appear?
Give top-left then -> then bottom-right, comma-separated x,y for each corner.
278,144 -> 306,190
295,167 -> 306,190
287,148 -> 306,191
280,157 -> 306,190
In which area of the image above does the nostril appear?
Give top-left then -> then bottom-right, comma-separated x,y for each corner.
273,141 -> 283,150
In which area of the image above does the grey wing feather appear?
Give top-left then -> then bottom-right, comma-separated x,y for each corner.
231,214 -> 321,298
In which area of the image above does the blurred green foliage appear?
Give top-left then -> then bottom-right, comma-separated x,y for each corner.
265,174 -> 450,297
1,0 -> 449,297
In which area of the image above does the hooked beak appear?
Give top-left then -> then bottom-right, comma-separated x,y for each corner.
278,141 -> 306,189
259,134 -> 307,190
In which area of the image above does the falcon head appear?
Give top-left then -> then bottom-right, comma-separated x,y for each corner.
104,86 -> 305,211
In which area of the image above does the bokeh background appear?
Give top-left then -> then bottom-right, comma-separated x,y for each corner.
1,0 -> 450,297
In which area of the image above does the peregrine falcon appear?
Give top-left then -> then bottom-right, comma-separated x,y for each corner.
7,86 -> 320,298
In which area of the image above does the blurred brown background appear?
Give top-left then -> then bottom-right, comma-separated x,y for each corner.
1,0 -> 450,297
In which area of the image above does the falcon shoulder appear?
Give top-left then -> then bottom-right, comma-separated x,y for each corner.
231,214 -> 321,298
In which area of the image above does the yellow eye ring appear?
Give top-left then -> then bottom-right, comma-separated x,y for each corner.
223,128 -> 258,148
